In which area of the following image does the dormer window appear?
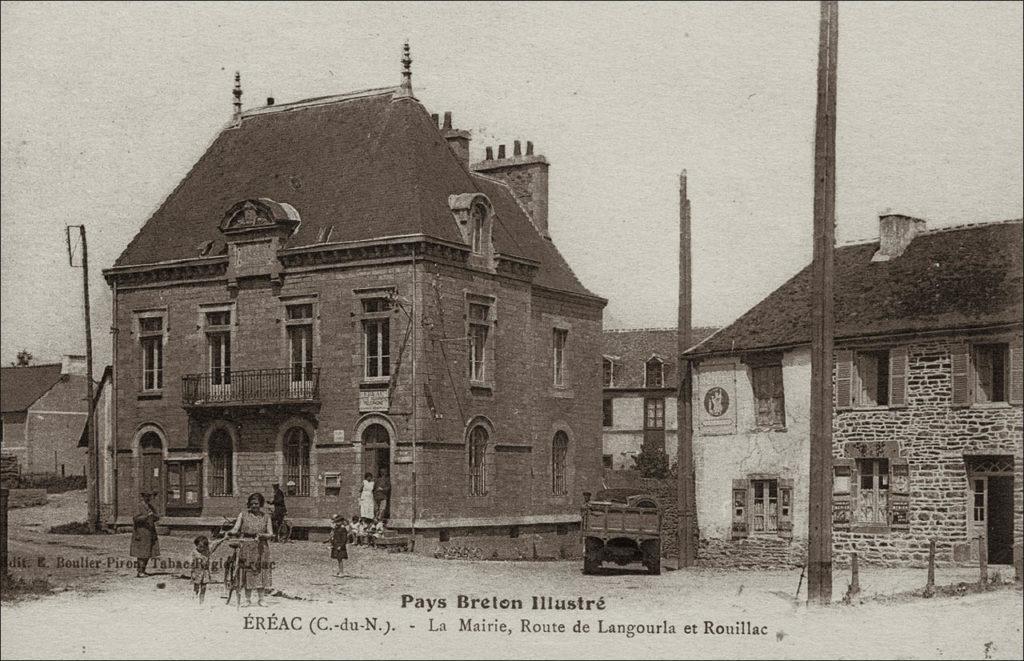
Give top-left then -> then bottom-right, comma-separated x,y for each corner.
645,357 -> 664,388
471,204 -> 486,254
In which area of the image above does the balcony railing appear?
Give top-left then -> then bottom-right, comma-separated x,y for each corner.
182,368 -> 320,407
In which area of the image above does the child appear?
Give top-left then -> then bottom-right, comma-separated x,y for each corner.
190,534 -> 225,604
349,513 -> 361,545
368,519 -> 384,545
328,515 -> 349,576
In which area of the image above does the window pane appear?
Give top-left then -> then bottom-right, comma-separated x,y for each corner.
206,311 -> 230,326
140,317 -> 163,333
365,321 -> 380,377
287,304 -> 313,320
362,298 -> 391,313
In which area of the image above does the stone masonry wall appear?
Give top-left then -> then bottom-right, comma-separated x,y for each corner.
832,336 -> 1023,566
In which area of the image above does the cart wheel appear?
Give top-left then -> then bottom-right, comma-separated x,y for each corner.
642,540 -> 661,575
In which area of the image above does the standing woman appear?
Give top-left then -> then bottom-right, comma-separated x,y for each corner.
130,490 -> 160,577
227,492 -> 274,606
359,472 -> 375,523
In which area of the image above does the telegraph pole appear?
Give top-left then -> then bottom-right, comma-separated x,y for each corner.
67,225 -> 100,532
807,0 -> 838,605
677,170 -> 697,567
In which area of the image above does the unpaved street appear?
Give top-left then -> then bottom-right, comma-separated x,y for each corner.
2,493 -> 1022,659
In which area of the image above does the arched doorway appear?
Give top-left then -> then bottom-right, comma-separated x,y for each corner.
139,431 -> 165,513
361,423 -> 391,519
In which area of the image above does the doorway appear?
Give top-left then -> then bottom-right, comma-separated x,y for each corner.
967,456 -> 1015,565
361,423 -> 392,520
139,432 -> 165,515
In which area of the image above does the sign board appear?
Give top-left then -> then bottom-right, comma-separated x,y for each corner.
394,447 -> 413,464
332,429 -> 345,444
698,364 -> 737,435
359,388 -> 390,413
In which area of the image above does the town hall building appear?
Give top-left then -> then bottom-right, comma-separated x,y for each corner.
101,47 -> 606,557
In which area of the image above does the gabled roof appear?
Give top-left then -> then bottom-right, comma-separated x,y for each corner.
688,220 -> 1023,357
113,87 -> 598,299
1,364 -> 63,413
603,327 -> 719,389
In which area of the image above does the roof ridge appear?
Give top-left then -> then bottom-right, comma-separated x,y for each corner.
605,326 -> 719,333
240,86 -> 398,118
1,362 -> 62,369
838,217 -> 1023,247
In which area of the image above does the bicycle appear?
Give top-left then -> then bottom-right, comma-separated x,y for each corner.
273,512 -> 292,543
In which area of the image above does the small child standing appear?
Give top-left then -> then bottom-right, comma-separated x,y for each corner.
329,515 -> 349,576
349,513 -> 361,545
190,534 -> 225,604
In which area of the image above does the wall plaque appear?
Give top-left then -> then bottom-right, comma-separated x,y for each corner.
359,388 -> 389,413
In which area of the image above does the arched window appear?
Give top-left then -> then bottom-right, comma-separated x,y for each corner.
362,423 -> 390,445
468,425 -> 488,496
284,427 -> 311,496
208,428 -> 233,496
470,204 -> 486,254
645,357 -> 664,388
602,358 -> 616,388
552,431 -> 569,495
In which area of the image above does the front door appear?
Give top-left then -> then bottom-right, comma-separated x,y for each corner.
139,434 -> 165,515
987,476 -> 1014,565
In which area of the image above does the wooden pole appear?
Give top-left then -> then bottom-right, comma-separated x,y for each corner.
677,170 -> 697,567
849,552 -> 860,598
807,0 -> 838,606
925,539 -> 936,596
69,226 -> 101,532
978,534 -> 988,586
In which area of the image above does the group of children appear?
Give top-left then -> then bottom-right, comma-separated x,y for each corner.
327,515 -> 387,576
184,515 -> 390,601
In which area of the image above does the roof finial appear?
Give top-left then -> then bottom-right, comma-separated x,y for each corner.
396,41 -> 414,98
232,71 -> 243,120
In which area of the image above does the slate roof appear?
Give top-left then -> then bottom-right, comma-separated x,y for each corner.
688,220 -> 1023,357
603,327 -> 719,389
113,87 -> 597,299
1,364 -> 64,413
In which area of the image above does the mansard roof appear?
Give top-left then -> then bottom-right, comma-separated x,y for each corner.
113,87 -> 598,300
688,220 -> 1023,358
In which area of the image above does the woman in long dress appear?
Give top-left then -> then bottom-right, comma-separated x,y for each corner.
129,491 -> 160,577
227,492 -> 274,606
359,472 -> 376,522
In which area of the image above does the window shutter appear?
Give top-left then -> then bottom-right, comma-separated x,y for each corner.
1009,337 -> 1023,405
950,344 -> 972,408
888,347 -> 909,408
835,350 -> 854,410
778,479 -> 794,534
731,479 -> 748,540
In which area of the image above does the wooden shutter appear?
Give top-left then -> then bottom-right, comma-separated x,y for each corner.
731,479 -> 748,540
778,479 -> 794,534
835,350 -> 854,410
950,344 -> 972,408
1009,337 -> 1023,405
888,347 -> 909,408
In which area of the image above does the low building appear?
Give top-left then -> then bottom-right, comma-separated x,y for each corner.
0,356 -> 90,476
601,328 -> 716,470
686,215 -> 1022,567
100,50 -> 606,557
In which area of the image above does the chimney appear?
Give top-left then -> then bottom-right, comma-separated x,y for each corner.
441,110 -> 471,168
232,71 -> 242,121
872,212 -> 927,261
61,355 -> 87,376
266,96 -> 275,106
471,142 -> 550,239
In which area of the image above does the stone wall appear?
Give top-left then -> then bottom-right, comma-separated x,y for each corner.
832,336 -> 1023,566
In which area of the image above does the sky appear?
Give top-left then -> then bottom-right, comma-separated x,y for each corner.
2,1 -> 1022,371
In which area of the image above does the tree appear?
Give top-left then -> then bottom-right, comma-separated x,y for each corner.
632,446 -> 671,479
11,349 -> 33,367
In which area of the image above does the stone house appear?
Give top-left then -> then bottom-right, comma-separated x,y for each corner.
686,215 -> 1022,567
0,356 -> 90,477
601,327 -> 715,470
100,54 -> 606,556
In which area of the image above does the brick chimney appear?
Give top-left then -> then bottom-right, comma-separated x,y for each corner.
440,111 -> 471,168
872,212 -> 927,261
61,354 -> 87,376
471,141 -> 550,239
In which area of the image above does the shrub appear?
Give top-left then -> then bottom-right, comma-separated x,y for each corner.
632,447 -> 671,479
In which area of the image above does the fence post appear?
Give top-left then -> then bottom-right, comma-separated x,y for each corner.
924,539 -> 936,597
848,551 -> 860,600
978,534 -> 988,587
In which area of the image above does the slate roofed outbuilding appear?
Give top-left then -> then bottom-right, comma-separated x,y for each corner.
603,327 -> 719,389
687,220 -> 1023,358
112,87 -> 597,300
1,364 -> 64,414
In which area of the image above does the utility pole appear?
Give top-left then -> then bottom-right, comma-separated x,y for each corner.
807,0 -> 838,606
67,225 -> 100,532
677,170 -> 697,567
